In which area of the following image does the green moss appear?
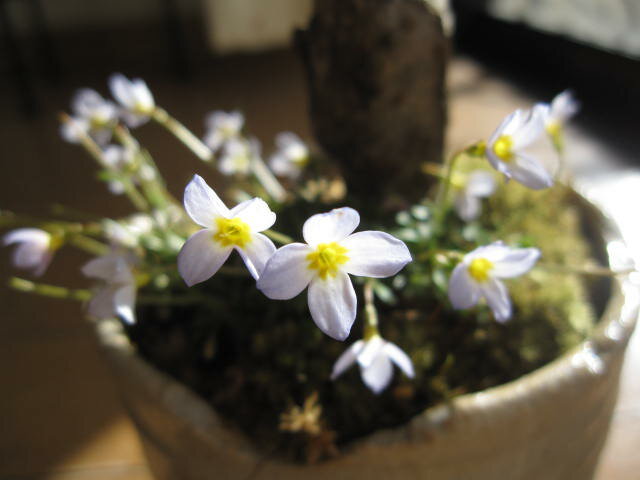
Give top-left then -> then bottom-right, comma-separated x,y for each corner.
128,182 -> 602,463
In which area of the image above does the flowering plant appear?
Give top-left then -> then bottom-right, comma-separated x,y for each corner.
2,77 -> 610,461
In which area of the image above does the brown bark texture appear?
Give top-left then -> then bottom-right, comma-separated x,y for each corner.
297,0 -> 448,209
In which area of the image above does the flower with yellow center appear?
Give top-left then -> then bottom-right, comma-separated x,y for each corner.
60,88 -> 118,146
448,242 -> 540,322
177,174 -> 276,285
203,110 -> 244,152
306,242 -> 349,279
539,90 -> 579,153
257,207 -> 412,341
109,73 -> 156,127
486,107 -> 553,190
217,137 -> 255,176
3,228 -> 60,277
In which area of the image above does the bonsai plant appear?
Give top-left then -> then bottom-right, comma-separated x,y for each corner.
1,2 -> 637,479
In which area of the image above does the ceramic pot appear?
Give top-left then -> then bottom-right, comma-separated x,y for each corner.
94,195 -> 638,480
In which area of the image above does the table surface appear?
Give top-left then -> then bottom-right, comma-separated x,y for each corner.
0,53 -> 638,479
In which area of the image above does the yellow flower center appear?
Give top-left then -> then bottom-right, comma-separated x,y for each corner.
546,121 -> 563,151
213,217 -> 251,248
468,257 -> 494,283
492,135 -> 514,162
306,242 -> 349,280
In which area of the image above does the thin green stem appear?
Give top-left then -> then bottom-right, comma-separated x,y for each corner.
250,155 -> 287,203
66,234 -> 110,256
363,280 -> 380,339
59,113 -> 150,212
9,277 -> 92,301
263,229 -> 293,245
152,107 -> 212,162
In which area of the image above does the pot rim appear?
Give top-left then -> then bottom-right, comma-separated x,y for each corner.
94,188 -> 640,464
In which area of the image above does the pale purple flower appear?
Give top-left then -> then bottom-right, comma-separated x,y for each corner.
3,228 -> 57,276
486,107 -> 553,190
257,208 -> 412,341
60,88 -> 118,145
177,174 -> 276,284
108,73 -> 155,127
203,110 -> 244,152
331,335 -> 414,394
448,242 -> 540,322
82,252 -> 138,324
269,132 -> 309,179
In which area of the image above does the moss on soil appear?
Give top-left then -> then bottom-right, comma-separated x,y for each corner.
128,181 -> 604,463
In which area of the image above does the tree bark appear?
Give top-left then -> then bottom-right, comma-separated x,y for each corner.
297,0 -> 448,211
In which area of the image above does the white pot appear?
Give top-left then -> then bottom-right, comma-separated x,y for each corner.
94,197 -> 638,480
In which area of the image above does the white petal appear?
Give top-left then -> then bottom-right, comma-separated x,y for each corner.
383,342 -> 415,378
60,117 -> 88,143
275,131 -> 302,149
330,340 -> 365,380
82,254 -> 133,284
230,197 -> 276,232
72,88 -> 104,117
120,111 -> 149,128
465,171 -> 496,197
108,73 -> 134,109
356,336 -> 385,368
361,355 -> 394,394
492,248 -> 540,278
509,153 -> 554,190
307,272 -> 357,341
87,286 -> 117,319
257,243 -> 314,299
448,263 -> 480,310
480,278 -> 512,322
177,229 -> 232,287
512,107 -> 545,150
3,228 -> 50,247
489,109 -> 523,146
341,231 -> 411,278
269,153 -> 300,178
455,191 -> 480,222
236,233 -> 276,280
114,285 -> 137,324
303,207 -> 360,246
133,79 -> 154,111
551,90 -> 579,122
183,174 -> 230,227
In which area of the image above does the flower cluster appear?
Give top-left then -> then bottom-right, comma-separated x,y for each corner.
2,78 -> 581,399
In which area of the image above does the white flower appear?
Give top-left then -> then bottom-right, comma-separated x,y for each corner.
203,110 -> 244,152
257,208 -> 412,341
177,174 -> 276,284
453,170 -> 496,221
217,137 -> 257,176
486,107 -> 553,190
108,73 -> 155,127
104,214 -> 154,248
540,90 -> 579,150
102,145 -> 136,194
330,335 -> 415,394
60,89 -> 118,145
3,228 -> 58,276
448,242 -> 540,322
82,252 -> 138,324
269,132 -> 310,179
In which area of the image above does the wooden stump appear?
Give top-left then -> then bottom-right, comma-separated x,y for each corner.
298,0 -> 449,211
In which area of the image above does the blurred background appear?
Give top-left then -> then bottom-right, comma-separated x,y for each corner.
0,0 -> 638,478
